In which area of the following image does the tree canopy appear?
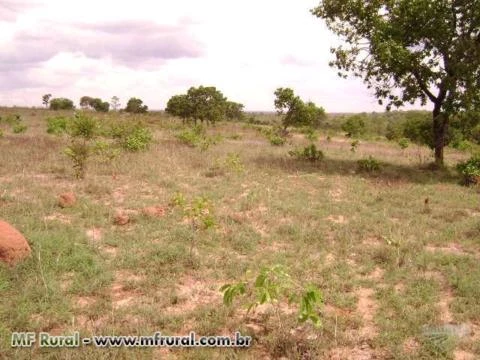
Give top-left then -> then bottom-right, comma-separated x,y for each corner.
166,86 -> 242,125
79,96 -> 110,112
274,88 -> 326,129
49,98 -> 75,111
125,98 -> 148,114
311,0 -> 480,164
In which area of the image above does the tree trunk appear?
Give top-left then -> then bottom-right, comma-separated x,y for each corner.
432,105 -> 448,166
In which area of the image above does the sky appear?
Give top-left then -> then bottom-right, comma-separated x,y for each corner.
0,0 -> 426,112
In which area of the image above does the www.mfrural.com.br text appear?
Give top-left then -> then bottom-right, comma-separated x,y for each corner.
11,331 -> 252,348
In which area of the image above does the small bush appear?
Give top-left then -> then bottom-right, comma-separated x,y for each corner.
350,140 -> 359,152
64,142 -> 89,179
357,156 -> 381,172
289,144 -> 324,162
224,152 -> 245,173
457,155 -> 480,186
175,125 -> 221,150
398,138 -> 410,149
12,123 -> 27,134
269,134 -> 287,146
123,127 -> 153,151
46,116 -> 69,135
69,113 -> 98,139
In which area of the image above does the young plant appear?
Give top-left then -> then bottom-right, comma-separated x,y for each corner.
221,265 -> 323,330
171,193 -> 215,261
224,152 -> 245,173
350,139 -> 359,152
64,113 -> 98,179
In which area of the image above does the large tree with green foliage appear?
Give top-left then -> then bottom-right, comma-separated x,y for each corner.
166,86 -> 231,125
186,86 -> 227,125
125,97 -> 148,114
274,88 -> 326,130
79,96 -> 110,112
49,98 -> 75,111
311,0 -> 480,165
165,94 -> 192,123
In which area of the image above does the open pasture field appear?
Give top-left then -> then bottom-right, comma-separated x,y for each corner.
0,108 -> 479,359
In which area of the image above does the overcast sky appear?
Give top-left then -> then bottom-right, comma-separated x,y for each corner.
0,0 -> 426,112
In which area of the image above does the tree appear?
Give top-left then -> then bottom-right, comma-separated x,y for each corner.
341,114 -> 367,137
274,88 -> 326,130
311,0 -> 480,165
165,94 -> 192,123
80,96 -> 94,109
225,101 -> 245,121
80,96 -> 109,112
125,97 -> 148,114
42,94 -> 52,108
186,86 -> 227,125
91,98 -> 110,112
49,98 -> 75,110
166,86 -> 229,125
110,96 -> 121,111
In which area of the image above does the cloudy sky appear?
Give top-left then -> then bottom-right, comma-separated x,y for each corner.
0,0 -> 425,112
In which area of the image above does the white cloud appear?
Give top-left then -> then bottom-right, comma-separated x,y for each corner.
0,0 -> 428,112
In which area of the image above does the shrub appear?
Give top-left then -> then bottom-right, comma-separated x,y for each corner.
69,113 -> 98,139
289,144 -> 324,162
350,140 -> 359,152
64,114 -> 99,179
64,142 -> 90,179
456,155 -> 480,186
357,156 -> 381,172
12,123 -> 27,134
123,127 -> 153,151
175,125 -> 221,150
398,138 -> 410,149
269,134 -> 287,146
46,116 -> 69,135
224,152 -> 245,173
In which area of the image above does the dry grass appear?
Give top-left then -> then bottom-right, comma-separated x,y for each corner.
0,108 -> 479,359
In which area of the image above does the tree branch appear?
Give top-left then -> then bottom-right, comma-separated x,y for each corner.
412,70 -> 437,103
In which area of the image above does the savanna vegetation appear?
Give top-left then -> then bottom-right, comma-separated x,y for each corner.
1,0 -> 479,358
0,98 -> 479,359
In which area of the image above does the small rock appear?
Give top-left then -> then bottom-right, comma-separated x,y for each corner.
58,192 -> 76,208
114,212 -> 129,226
142,206 -> 166,218
0,220 -> 31,265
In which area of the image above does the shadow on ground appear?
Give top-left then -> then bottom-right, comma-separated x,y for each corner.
252,154 -> 461,185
